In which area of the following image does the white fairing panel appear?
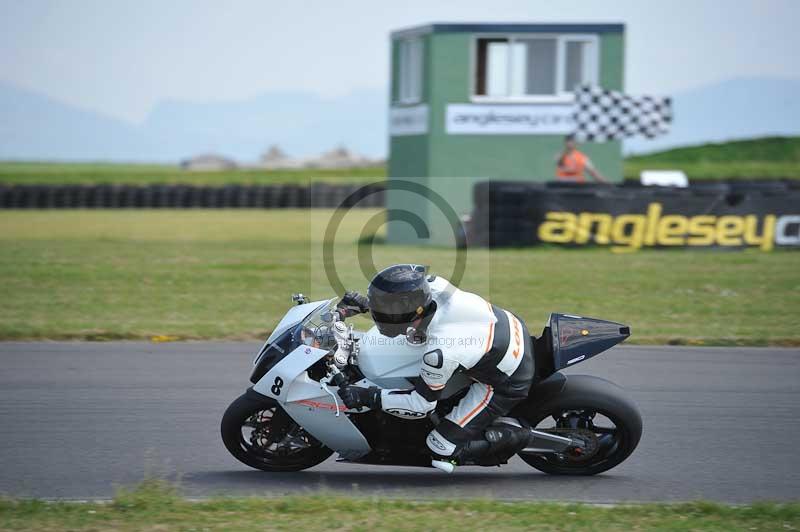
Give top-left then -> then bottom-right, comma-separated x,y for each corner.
253,344 -> 371,457
283,401 -> 369,459
357,326 -> 428,386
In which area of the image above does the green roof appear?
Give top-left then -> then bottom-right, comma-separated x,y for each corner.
392,22 -> 625,39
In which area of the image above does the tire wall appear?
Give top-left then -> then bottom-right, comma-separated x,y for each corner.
0,183 -> 385,209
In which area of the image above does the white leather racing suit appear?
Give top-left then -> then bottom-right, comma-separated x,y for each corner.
377,276 -> 535,457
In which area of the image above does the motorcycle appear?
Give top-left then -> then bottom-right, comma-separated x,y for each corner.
221,293 -> 642,475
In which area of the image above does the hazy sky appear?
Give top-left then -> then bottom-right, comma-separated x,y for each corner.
1,0 -> 798,123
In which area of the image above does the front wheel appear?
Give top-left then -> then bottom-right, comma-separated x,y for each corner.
515,375 -> 642,476
221,392 -> 333,472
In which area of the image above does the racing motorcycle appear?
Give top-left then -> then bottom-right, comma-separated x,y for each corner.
221,294 -> 642,475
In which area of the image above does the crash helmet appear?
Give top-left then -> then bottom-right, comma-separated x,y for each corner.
367,264 -> 432,337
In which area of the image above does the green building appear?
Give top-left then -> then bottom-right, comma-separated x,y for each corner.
386,23 -> 625,245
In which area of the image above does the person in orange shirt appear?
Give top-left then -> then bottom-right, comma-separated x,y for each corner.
556,134 -> 608,183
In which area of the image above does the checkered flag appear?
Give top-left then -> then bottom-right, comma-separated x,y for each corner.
573,85 -> 672,142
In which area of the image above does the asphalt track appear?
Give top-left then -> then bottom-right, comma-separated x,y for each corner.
1,342 -> 799,503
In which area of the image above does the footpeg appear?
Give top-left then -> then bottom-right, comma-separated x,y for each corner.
431,459 -> 455,473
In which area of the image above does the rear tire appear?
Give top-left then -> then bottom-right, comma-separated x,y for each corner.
514,375 -> 642,476
221,392 -> 333,472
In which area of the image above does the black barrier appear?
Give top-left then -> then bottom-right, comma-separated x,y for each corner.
472,181 -> 800,251
0,183 -> 385,209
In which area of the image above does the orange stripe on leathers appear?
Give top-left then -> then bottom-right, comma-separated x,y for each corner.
458,385 -> 493,426
485,302 -> 495,353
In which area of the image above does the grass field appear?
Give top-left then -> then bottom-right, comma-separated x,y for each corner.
0,162 -> 385,186
622,160 -> 799,180
1,481 -> 798,531
0,209 -> 798,345
2,136 -> 799,184
624,136 -> 800,180
629,136 -> 800,164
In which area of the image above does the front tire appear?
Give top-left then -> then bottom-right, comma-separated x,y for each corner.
221,392 -> 333,472
514,375 -> 642,476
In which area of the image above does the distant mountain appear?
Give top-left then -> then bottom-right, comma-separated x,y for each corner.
142,89 -> 387,161
1,77 -> 798,162
0,83 -> 388,162
624,78 -> 800,155
0,82 -> 163,161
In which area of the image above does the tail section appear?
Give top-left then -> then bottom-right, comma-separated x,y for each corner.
535,313 -> 630,375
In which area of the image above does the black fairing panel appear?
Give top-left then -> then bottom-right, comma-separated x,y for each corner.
249,328 -> 297,384
549,313 -> 630,370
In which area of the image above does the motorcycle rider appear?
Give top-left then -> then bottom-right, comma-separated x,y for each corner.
336,264 -> 535,470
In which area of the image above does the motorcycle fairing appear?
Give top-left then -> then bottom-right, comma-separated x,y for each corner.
253,344 -> 371,457
357,328 -> 475,399
356,327 -> 428,386
548,313 -> 630,371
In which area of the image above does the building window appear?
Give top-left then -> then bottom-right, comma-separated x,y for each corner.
398,38 -> 423,104
474,34 -> 598,101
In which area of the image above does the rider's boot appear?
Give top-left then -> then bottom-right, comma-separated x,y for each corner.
468,425 -> 530,463
431,425 -> 531,472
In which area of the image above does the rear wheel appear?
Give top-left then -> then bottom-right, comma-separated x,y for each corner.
515,375 -> 642,475
221,393 -> 333,472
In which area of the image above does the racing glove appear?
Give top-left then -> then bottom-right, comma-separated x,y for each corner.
338,386 -> 381,410
337,290 -> 370,318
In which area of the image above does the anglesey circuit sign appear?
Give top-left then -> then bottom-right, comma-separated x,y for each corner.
471,182 -> 800,251
537,204 -> 799,252
391,103 -> 574,136
445,104 -> 574,135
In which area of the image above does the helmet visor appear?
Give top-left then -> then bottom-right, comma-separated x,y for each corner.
370,309 -> 418,338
